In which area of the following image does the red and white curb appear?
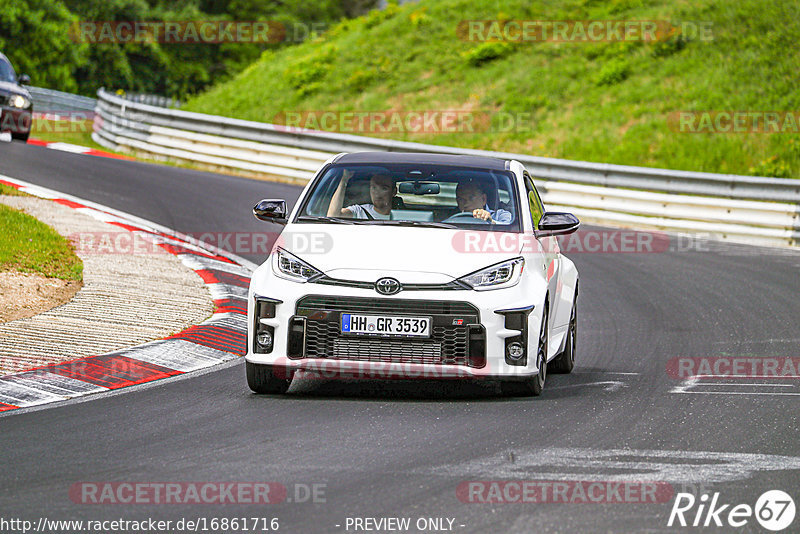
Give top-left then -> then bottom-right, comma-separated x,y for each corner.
0,175 -> 257,413
26,138 -> 133,160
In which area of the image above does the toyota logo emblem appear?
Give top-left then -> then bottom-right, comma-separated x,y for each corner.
375,277 -> 401,295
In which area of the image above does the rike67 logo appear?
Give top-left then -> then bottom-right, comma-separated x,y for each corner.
668,490 -> 795,531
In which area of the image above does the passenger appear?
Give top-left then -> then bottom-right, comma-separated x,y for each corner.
327,169 -> 395,220
455,179 -> 512,224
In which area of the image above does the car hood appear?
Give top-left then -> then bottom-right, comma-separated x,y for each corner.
280,224 -> 523,283
0,81 -> 30,97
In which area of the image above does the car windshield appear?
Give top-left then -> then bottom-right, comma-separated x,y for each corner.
297,163 -> 521,232
0,58 -> 16,83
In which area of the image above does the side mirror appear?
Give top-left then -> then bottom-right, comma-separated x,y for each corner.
253,199 -> 287,224
18,74 -> 31,85
535,212 -> 580,237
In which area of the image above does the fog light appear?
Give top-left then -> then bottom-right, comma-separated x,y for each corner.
256,330 -> 273,350
507,342 -> 524,360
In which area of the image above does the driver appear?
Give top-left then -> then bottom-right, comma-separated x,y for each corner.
455,179 -> 512,224
327,168 -> 395,220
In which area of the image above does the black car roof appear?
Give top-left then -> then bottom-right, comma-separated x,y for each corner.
335,152 -> 509,170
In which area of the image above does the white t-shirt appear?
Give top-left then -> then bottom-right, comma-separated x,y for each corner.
346,204 -> 390,220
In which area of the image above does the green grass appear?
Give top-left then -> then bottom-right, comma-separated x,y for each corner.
0,184 -> 27,196
0,204 -> 83,281
183,0 -> 800,178
29,118 -> 106,149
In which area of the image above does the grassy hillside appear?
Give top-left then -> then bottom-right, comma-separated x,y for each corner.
184,0 -> 800,178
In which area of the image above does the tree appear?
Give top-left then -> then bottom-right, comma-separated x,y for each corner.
0,0 -> 88,92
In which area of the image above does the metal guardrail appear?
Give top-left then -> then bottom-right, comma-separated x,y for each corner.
26,86 -> 97,114
25,87 -> 179,116
118,92 -> 182,109
92,88 -> 800,247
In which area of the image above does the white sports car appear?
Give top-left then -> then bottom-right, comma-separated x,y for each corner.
246,152 -> 580,396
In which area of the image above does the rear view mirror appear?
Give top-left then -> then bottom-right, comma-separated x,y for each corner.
18,74 -> 30,85
253,199 -> 287,225
536,212 -> 580,237
398,181 -> 440,195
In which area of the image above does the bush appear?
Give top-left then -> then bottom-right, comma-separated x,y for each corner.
463,42 -> 515,67
362,2 -> 400,28
408,7 -> 430,27
283,45 -> 338,91
594,59 -> 631,86
749,155 -> 793,178
347,69 -> 377,91
652,34 -> 688,58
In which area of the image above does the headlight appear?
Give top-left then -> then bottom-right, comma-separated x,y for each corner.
458,257 -> 524,290
272,247 -> 323,282
9,95 -> 30,109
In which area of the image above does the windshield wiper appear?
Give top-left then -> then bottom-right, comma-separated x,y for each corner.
296,215 -> 360,225
377,220 -> 459,229
297,216 -> 458,229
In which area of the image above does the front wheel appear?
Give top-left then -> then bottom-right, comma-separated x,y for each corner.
246,361 -> 293,394
501,306 -> 548,397
549,298 -> 577,374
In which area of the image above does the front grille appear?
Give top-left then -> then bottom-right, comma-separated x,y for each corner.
306,320 -> 468,365
295,296 -> 481,367
333,337 -> 443,362
297,295 -> 478,316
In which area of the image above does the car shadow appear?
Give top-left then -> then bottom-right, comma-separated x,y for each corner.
263,371 -> 597,402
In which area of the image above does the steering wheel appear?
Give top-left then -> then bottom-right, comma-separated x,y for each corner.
442,212 -> 491,224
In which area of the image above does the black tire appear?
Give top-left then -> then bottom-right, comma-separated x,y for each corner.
246,361 -> 293,394
11,131 -> 29,142
501,305 -> 548,397
549,298 -> 577,374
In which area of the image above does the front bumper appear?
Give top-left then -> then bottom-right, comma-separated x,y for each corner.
246,268 -> 545,380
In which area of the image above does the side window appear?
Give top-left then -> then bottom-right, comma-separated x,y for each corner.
523,172 -> 544,228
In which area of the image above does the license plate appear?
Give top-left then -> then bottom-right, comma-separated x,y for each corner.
341,313 -> 431,337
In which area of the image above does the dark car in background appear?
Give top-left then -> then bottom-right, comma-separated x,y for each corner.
0,52 -> 32,142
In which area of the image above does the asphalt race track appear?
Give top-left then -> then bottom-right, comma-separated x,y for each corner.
2,141 -> 800,533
